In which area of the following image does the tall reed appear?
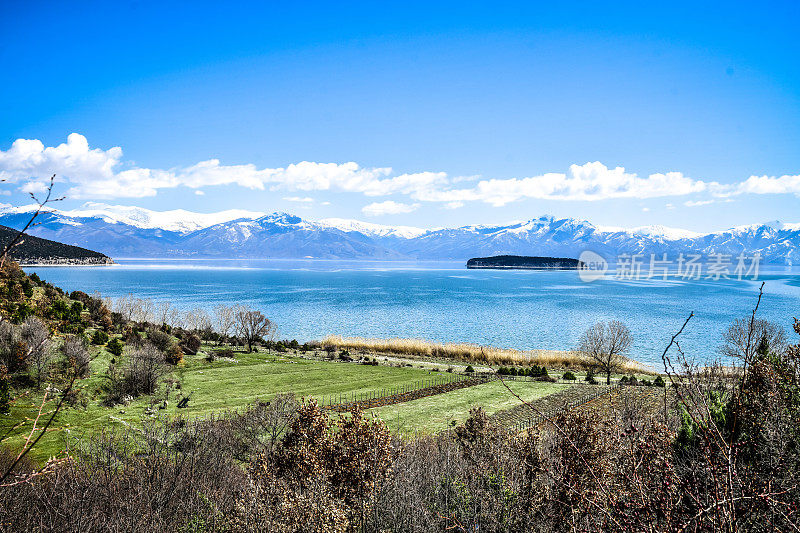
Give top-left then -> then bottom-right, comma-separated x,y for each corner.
320,335 -> 651,373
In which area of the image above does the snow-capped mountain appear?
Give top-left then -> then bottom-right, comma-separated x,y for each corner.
179,213 -> 403,259
0,204 -> 798,263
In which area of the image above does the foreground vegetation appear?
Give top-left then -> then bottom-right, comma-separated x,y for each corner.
3,319 -> 799,531
0,217 -> 797,531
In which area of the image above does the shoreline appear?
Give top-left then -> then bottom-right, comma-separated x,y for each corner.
19,260 -> 116,267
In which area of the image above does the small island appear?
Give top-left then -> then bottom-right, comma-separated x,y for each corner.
466,255 -> 583,270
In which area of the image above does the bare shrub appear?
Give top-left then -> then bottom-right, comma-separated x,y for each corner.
241,401 -> 392,531
107,343 -> 166,404
21,316 -> 51,388
127,343 -> 166,395
0,321 -> 24,373
61,335 -> 90,378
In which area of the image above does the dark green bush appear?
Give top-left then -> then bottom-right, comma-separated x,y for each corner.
562,371 -> 577,381
180,333 -> 201,355
147,328 -> 174,353
91,330 -> 109,345
465,365 -> 475,373
107,338 -> 124,357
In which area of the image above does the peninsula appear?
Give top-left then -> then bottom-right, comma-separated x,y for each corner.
0,225 -> 114,265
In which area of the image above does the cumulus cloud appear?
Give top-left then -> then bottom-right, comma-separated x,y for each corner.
0,134 -> 797,208
734,173 -> 800,196
0,134 -> 446,200
361,201 -> 420,217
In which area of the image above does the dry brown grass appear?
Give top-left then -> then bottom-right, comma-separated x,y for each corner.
320,335 -> 651,374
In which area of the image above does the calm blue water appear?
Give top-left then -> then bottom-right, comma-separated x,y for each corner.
23,260 -> 800,369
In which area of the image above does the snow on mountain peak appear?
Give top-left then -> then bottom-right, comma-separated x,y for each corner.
318,218 -> 428,239
630,225 -> 703,240
30,203 -> 265,233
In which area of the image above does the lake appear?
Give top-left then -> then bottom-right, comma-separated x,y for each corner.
24,259 -> 800,369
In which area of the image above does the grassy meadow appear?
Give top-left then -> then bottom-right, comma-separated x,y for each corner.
2,342 -> 451,461
370,379 -> 567,434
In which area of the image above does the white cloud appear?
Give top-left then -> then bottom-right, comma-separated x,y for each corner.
414,162 -> 712,206
361,201 -> 420,217
734,174 -> 800,196
20,181 -> 48,194
0,134 -> 797,208
194,190 -> 205,196
283,196 -> 314,203
684,199 -> 714,207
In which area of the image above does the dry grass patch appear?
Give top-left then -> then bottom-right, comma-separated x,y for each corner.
320,335 -> 651,374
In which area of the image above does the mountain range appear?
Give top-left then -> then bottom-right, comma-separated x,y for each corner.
0,203 -> 798,264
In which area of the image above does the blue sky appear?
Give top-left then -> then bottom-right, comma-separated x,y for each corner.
1,0 -> 798,231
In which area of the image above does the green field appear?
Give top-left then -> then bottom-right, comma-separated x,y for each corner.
370,379 -> 567,434
1,345 -> 448,461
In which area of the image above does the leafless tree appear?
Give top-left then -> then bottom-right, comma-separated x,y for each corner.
134,297 -> 155,323
21,317 -> 51,388
234,308 -> 276,353
183,307 -> 212,332
155,300 -> 179,327
576,320 -> 633,385
719,316 -> 787,361
113,294 -> 137,322
213,303 -> 236,342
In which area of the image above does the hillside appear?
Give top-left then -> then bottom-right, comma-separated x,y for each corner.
0,225 -> 113,265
